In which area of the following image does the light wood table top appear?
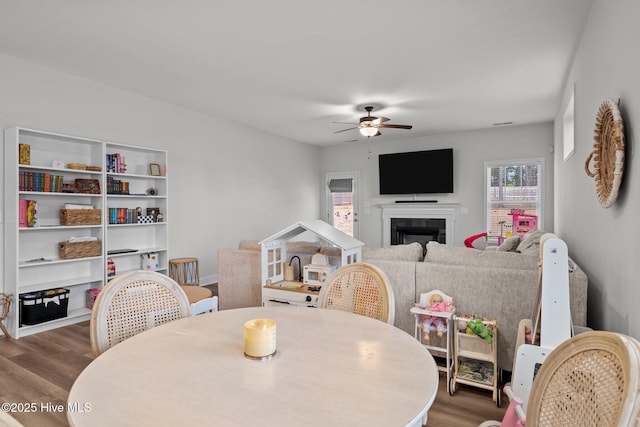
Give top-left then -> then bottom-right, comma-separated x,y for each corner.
68,307 -> 438,427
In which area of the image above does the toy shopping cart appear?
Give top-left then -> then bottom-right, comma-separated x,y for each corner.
451,315 -> 500,406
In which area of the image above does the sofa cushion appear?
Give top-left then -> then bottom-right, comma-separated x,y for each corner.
496,235 -> 520,252
515,230 -> 546,255
364,259 -> 417,335
362,242 -> 423,262
425,241 -> 538,270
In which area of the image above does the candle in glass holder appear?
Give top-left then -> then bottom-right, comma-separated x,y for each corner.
244,318 -> 276,359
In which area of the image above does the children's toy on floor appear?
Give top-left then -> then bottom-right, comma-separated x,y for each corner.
508,208 -> 538,237
451,314 -> 500,406
416,291 -> 454,341
466,316 -> 494,344
410,290 -> 456,393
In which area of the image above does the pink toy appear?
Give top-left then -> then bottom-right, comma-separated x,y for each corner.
419,295 -> 454,341
508,209 -> 538,238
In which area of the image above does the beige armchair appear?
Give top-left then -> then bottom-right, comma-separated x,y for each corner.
217,242 -> 263,310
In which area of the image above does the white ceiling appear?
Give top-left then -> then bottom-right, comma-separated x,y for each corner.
0,1 -> 593,146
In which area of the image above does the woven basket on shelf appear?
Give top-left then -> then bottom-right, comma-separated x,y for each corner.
86,165 -> 101,171
66,162 -> 87,170
60,209 -> 101,226
59,240 -> 101,259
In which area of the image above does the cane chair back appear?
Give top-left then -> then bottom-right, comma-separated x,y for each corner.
90,270 -> 191,356
318,262 -> 395,324
526,330 -> 640,427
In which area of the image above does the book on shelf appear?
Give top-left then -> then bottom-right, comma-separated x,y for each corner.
109,207 -> 140,224
106,153 -> 127,174
19,200 -> 27,227
19,143 -> 30,165
19,171 -> 64,192
62,183 -> 75,193
26,200 -> 37,227
106,176 -> 130,194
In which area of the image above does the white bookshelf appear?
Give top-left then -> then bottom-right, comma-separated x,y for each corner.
3,127 -> 168,338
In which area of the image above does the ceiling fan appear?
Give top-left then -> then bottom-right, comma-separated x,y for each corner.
334,106 -> 412,137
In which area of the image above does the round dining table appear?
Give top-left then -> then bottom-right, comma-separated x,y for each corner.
68,306 -> 438,427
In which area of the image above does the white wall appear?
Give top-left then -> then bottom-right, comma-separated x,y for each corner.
554,0 -> 639,338
0,53 -> 320,288
320,122 -> 554,247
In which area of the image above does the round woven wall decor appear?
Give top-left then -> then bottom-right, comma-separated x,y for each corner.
585,98 -> 625,208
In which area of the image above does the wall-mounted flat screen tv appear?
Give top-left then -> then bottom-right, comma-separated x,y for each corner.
379,148 -> 454,194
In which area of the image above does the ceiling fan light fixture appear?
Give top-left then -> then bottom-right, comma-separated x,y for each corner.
359,127 -> 379,137
334,105 -> 410,138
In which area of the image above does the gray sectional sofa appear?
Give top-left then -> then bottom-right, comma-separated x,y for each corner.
217,231 -> 588,372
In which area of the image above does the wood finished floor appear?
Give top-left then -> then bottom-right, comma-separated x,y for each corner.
0,284 -> 506,426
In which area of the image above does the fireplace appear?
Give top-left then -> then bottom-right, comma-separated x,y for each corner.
391,218 -> 446,248
381,203 -> 457,249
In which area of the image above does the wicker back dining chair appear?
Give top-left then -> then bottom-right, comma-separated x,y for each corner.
318,262 -> 395,325
90,270 -> 192,356
524,330 -> 640,427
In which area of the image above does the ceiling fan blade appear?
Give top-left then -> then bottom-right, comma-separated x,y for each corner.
332,121 -> 358,125
376,117 -> 390,123
378,123 -> 412,130
334,127 -> 358,134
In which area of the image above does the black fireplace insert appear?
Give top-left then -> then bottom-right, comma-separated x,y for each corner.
390,218 -> 446,255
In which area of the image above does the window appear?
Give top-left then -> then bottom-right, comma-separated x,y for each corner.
326,172 -> 359,238
563,85 -> 575,162
485,159 -> 543,238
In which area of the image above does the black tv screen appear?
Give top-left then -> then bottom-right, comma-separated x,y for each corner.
379,148 -> 454,194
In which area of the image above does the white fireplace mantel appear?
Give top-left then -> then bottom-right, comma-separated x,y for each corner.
381,203 -> 458,246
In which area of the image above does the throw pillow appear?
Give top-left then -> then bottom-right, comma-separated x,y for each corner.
496,236 -> 520,252
515,230 -> 546,253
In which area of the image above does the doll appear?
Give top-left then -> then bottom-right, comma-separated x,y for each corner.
420,294 -> 454,342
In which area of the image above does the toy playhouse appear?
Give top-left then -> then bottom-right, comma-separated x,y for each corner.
508,209 -> 538,237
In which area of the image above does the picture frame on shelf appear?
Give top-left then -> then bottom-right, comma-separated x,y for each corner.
149,163 -> 161,176
147,207 -> 160,222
